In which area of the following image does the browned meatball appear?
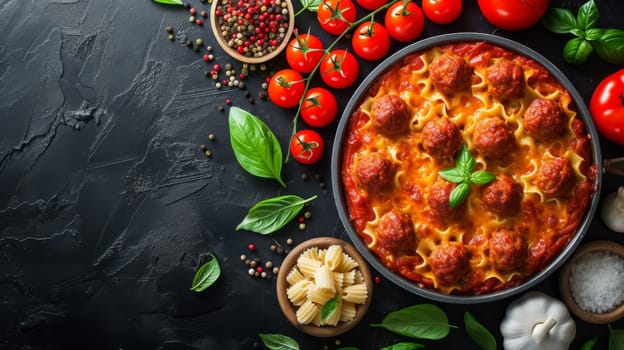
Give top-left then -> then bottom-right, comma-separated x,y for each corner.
472,117 -> 515,158
370,95 -> 410,136
429,53 -> 472,95
429,242 -> 470,285
421,118 -> 462,159
481,175 -> 522,216
376,210 -> 416,253
489,229 -> 527,271
356,153 -> 394,192
486,59 -> 525,100
428,178 -> 462,217
524,99 -> 567,141
536,157 -> 575,197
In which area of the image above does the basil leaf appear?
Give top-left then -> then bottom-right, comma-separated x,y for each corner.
585,28 -> 604,41
464,311 -> 496,350
577,0 -> 599,30
190,254 -> 221,292
580,336 -> 598,350
381,343 -> 424,350
563,37 -> 594,65
152,0 -> 183,5
449,183 -> 469,209
321,295 -> 341,322
371,304 -> 452,340
593,28 -> 624,64
439,168 -> 466,184
610,328 -> 624,350
470,171 -> 495,185
542,8 -> 578,34
456,144 -> 475,174
237,195 -> 317,234
229,107 -> 286,187
299,0 -> 321,12
259,333 -> 299,350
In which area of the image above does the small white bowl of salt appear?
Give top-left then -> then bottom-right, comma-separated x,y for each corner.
559,240 -> 624,324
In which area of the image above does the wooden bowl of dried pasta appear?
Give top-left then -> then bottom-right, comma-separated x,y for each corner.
559,240 -> 624,324
276,237 -> 373,337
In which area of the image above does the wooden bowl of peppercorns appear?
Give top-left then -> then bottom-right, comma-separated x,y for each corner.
276,237 -> 373,337
210,0 -> 295,64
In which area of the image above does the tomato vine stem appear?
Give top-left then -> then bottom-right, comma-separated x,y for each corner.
286,0 -> 401,162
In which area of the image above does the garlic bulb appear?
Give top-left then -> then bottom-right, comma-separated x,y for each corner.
601,186 -> 624,233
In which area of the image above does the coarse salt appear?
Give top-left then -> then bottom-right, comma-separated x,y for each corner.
568,251 -> 624,313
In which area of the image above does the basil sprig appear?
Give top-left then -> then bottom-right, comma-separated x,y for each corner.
438,144 -> 495,208
464,311 -> 496,350
381,343 -> 424,350
320,295 -> 341,322
189,253 -> 221,292
237,194 -> 317,234
371,304 -> 454,340
152,0 -> 183,5
258,333 -> 299,350
229,107 -> 286,187
543,0 -> 624,64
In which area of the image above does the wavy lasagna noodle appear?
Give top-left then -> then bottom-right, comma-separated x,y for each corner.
341,42 -> 597,295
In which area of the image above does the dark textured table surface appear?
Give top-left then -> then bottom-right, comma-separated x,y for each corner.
1,0 -> 623,349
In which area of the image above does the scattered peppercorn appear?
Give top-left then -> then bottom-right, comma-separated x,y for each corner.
301,173 -> 309,182
218,105 -> 225,112
256,266 -> 263,273
315,174 -> 324,182
276,246 -> 284,255
298,223 -> 306,231
195,19 -> 203,26
195,38 -> 203,46
184,2 -> 191,9
250,260 -> 258,268
189,16 -> 196,23
204,149 -> 212,158
298,216 -> 305,223
248,243 -> 256,252
272,267 -> 279,274
189,7 -> 197,15
200,10 -> 208,18
200,144 -> 207,152
248,268 -> 255,276
208,133 -> 216,141
225,98 -> 232,105
374,276 -> 381,284
303,211 -> 312,219
168,34 -> 174,41
261,271 -> 268,278
265,261 -> 273,269
248,97 -> 254,104
206,45 -> 213,52
240,254 -> 247,261
258,91 -> 267,100
320,182 -> 327,189
286,238 -> 293,245
165,26 -> 173,33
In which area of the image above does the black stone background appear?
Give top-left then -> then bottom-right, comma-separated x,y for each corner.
1,0 -> 623,349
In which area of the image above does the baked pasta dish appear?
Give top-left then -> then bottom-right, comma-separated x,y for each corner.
341,41 -> 597,295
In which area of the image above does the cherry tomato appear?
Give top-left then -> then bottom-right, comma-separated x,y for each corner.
320,49 -> 359,89
352,21 -> 391,61
384,1 -> 425,42
268,69 -> 305,109
300,87 -> 338,127
317,0 -> 357,35
286,33 -> 325,74
290,129 -> 325,164
423,0 -> 462,24
356,0 -> 388,10
477,0 -> 548,31
590,69 -> 624,145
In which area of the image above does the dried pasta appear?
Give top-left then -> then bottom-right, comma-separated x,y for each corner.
284,244 -> 368,326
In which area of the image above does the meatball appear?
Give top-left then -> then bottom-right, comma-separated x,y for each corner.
486,59 -> 525,100
428,178 -> 462,217
429,53 -> 472,95
536,157 -> 575,197
489,229 -> 527,271
356,153 -> 394,192
429,242 -> 470,285
523,99 -> 567,141
370,95 -> 411,136
472,117 -> 515,158
422,117 -> 463,159
376,210 -> 416,253
481,175 -> 522,216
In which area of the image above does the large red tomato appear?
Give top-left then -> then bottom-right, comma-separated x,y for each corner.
477,0 -> 549,31
423,0 -> 462,25
384,1 -> 425,42
590,69 -> 624,145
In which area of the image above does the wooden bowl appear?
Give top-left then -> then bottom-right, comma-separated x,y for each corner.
210,0 -> 295,64
276,237 -> 373,337
559,240 -> 624,324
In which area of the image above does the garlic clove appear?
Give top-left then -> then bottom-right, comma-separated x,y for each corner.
601,186 -> 624,233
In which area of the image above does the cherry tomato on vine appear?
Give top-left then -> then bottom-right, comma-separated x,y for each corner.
477,0 -> 548,31
290,129 -> 325,164
590,69 -> 624,145
320,49 -> 359,89
286,33 -> 325,74
423,0 -> 462,24
352,21 -> 391,61
384,1 -> 425,42
355,0 -> 388,11
317,0 -> 357,35
300,87 -> 338,127
268,69 -> 305,109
